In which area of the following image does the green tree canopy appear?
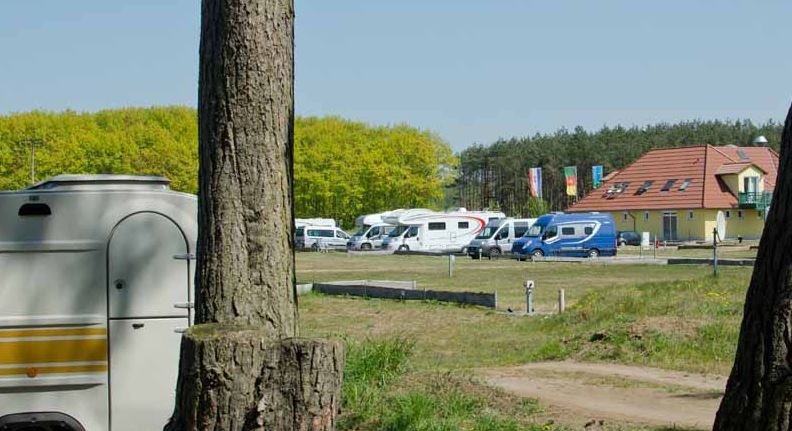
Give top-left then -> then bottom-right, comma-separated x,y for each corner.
0,107 -> 455,228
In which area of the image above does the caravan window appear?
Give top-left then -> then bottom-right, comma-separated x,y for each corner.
368,226 -> 380,237
561,227 -> 576,236
307,229 -> 333,237
544,226 -> 558,239
458,221 -> 469,229
407,226 -> 420,237
428,222 -> 446,231
584,226 -> 594,235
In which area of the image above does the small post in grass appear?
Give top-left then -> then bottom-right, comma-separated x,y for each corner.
448,253 -> 455,277
713,227 -> 719,277
558,288 -> 565,314
525,280 -> 535,315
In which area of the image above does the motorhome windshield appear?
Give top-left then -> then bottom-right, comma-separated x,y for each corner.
388,225 -> 409,237
525,223 -> 547,237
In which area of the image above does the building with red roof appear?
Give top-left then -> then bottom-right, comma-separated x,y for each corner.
568,145 -> 778,241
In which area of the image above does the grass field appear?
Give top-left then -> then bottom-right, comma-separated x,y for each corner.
297,252 -> 751,430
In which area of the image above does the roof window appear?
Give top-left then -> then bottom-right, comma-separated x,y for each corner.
635,180 -> 654,195
736,150 -> 750,161
661,179 -> 677,191
679,179 -> 692,191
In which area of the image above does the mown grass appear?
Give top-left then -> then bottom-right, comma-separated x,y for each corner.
299,254 -> 751,429
340,337 -> 567,431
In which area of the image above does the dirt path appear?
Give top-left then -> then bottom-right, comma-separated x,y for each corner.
482,361 -> 727,430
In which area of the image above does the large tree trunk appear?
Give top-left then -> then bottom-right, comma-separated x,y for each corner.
713,102 -> 792,430
168,1 -> 343,429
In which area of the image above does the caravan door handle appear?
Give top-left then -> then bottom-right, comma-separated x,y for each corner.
174,302 -> 194,309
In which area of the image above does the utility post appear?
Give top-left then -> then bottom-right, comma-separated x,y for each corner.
20,138 -> 44,185
713,227 -> 719,277
525,280 -> 535,315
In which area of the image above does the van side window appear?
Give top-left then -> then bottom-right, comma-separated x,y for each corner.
584,226 -> 594,235
321,230 -> 334,238
457,221 -> 469,229
307,229 -> 318,237
295,227 -> 304,236
561,227 -> 576,236
544,226 -> 558,239
336,230 -> 348,238
514,224 -> 529,237
428,222 -> 446,231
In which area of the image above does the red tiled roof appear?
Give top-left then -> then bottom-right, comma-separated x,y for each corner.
568,145 -> 779,212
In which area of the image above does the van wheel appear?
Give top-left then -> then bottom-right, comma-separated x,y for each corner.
531,249 -> 544,259
488,247 -> 501,257
398,245 -> 409,252
311,243 -> 319,252
588,248 -> 600,258
361,243 -> 372,251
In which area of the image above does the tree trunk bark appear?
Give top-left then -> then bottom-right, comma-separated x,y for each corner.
713,102 -> 792,430
195,0 -> 297,332
169,1 -> 343,429
166,327 -> 344,431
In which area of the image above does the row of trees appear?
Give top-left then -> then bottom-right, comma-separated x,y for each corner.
451,121 -> 783,216
0,108 -> 454,227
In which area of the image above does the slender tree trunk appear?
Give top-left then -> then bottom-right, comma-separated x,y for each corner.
167,1 -> 343,429
713,102 -> 792,430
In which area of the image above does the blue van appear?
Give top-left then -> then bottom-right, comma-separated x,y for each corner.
511,212 -> 617,259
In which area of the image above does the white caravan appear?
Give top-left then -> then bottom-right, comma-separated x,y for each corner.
381,209 -> 506,252
0,175 -> 196,431
466,217 -> 537,258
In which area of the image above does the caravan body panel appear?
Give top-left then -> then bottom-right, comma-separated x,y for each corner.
0,175 -> 197,430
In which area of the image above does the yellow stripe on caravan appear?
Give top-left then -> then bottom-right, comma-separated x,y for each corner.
0,364 -> 108,376
0,339 -> 108,365
0,328 -> 107,338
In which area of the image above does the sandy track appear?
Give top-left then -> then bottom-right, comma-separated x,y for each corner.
483,361 -> 727,430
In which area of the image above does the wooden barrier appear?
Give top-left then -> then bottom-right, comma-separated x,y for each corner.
312,282 -> 497,308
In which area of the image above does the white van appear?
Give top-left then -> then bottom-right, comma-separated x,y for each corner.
346,223 -> 396,250
381,209 -> 506,252
0,175 -> 196,431
466,218 -> 536,258
295,225 -> 349,250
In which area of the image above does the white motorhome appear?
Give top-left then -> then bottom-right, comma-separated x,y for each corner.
466,217 -> 537,258
381,209 -> 506,252
0,175 -> 196,431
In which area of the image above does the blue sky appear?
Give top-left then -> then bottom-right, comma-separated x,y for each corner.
1,1 -> 790,150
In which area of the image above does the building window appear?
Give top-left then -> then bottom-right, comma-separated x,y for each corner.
661,179 -> 677,191
622,212 -> 628,222
688,211 -> 694,220
725,210 -> 731,219
643,211 -> 650,221
737,210 -> 744,219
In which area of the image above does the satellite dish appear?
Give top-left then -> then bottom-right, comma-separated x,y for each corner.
716,211 -> 726,240
753,135 -> 769,146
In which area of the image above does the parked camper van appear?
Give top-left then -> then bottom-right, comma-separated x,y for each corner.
295,225 -> 350,250
0,175 -> 196,431
347,223 -> 396,250
511,212 -> 617,259
381,209 -> 506,252
466,218 -> 536,258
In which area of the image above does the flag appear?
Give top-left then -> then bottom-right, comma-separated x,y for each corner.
528,167 -> 543,198
563,166 -> 578,197
592,165 -> 603,188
